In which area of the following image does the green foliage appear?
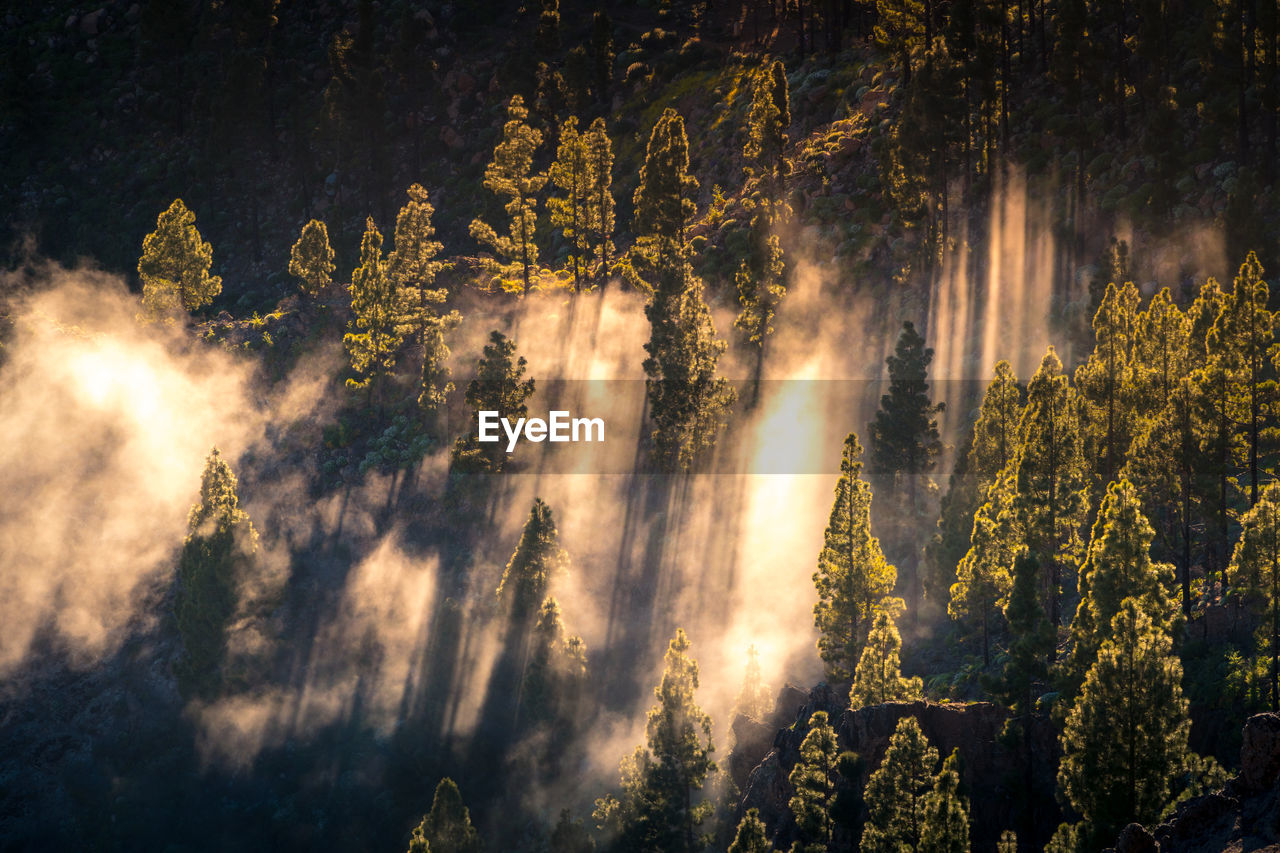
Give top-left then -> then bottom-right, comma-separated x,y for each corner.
814,433 -> 898,680
862,716 -> 938,853
388,183 -> 458,420
1058,600 -> 1192,843
851,604 -> 923,708
637,109 -> 735,471
727,808 -> 770,853
358,413 -> 433,474
548,117 -> 594,290
174,448 -> 259,700
521,597 -> 588,732
593,629 -> 716,853
1073,281 -> 1141,493
1065,479 -> 1179,696
788,710 -> 839,853
498,499 -> 568,619
994,552 -> 1053,715
1230,482 -> 1280,710
550,808 -> 595,853
585,117 -> 616,286
470,95 -> 546,292
921,749 -> 970,853
451,330 -> 536,473
1014,346 -> 1089,633
870,321 -> 945,485
732,644 -> 772,721
412,778 -> 482,853
139,198 -> 222,320
734,223 -> 786,347
343,217 -> 405,400
997,830 -> 1017,853
288,218 -> 335,296
949,470 -> 1016,666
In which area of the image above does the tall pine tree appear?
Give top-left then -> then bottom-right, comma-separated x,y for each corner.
850,604 -> 923,707
470,95 -> 546,292
863,716 -> 939,853
139,198 -> 222,320
344,217 -> 405,407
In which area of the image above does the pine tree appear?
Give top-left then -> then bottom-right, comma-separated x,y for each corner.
521,596 -> 588,731
451,330 -> 536,473
949,470 -> 1017,667
814,433 -> 898,679
388,184 -> 460,419
498,499 -> 569,620
1013,347 -> 1088,642
997,830 -> 1017,853
548,116 -> 591,290
636,109 -> 734,471
470,95 -> 546,292
174,448 -> 259,699
550,809 -> 595,853
584,117 -> 616,286
733,644 -> 772,721
874,0 -> 929,82
1127,372 -> 1203,618
288,218 -> 335,296
1073,281 -> 1141,494
926,361 -> 1023,613
921,749 -> 970,853
344,217 -> 405,406
412,778 -> 482,853
995,551 -> 1053,716
139,198 -> 222,320
1211,252 -> 1277,509
727,808 -> 771,853
535,0 -> 561,59
789,710 -> 839,853
1058,600 -> 1192,844
1230,482 -> 1280,710
743,61 -> 789,194
591,11 -> 614,104
593,629 -> 716,853
851,604 -> 923,707
870,321 -> 945,619
863,716 -> 939,853
1065,479 -> 1179,695
1132,287 -> 1192,423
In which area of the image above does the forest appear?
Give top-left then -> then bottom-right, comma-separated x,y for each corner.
5,0 -> 1280,851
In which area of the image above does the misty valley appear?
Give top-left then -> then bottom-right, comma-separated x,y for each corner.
5,1 -> 1280,853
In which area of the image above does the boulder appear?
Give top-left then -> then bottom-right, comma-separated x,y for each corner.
1115,822 -> 1159,853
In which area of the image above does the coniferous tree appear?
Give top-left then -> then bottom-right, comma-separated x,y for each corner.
585,117 -> 616,286
549,116 -> 591,290
594,629 -> 715,853
870,321 -> 945,618
535,0 -> 561,59
1210,252 -> 1277,509
874,0 -> 929,82
851,604 -> 922,707
1065,479 -> 1179,696
498,499 -> 568,619
926,361 -> 1023,610
635,109 -> 734,471
727,809 -> 771,853
344,217 -> 404,406
1013,347 -> 1088,642
412,778 -> 482,853
591,11 -> 614,105
451,331 -> 536,472
388,184 -> 460,419
175,448 -> 259,699
1123,377 -> 1201,619
550,809 -> 595,853
1058,600 -> 1192,846
1132,287 -> 1192,422
470,95 -> 546,292
949,470 -> 1017,667
814,433 -> 898,679
996,551 -> 1053,716
921,749 -> 970,853
733,644 -> 772,721
1073,281 -> 1141,494
743,60 -> 789,195
789,710 -> 839,853
1230,482 -> 1280,710
997,830 -> 1017,853
863,716 -> 939,853
139,198 -> 222,319
521,596 -> 588,734
288,218 -> 335,295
